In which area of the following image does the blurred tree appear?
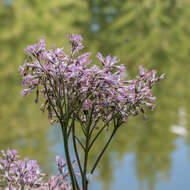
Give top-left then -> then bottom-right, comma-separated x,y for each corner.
0,0 -> 190,189
0,0 -> 88,172
82,0 -> 190,189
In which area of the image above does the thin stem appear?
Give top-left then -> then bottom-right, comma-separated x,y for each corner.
61,122 -> 77,190
67,121 -> 73,137
74,175 -> 80,190
82,109 -> 94,190
89,118 -> 100,137
43,81 -> 61,121
90,127 -> 119,174
72,119 -> 84,188
83,139 -> 89,190
88,123 -> 106,149
78,118 -> 87,136
74,135 -> 85,151
88,115 -> 116,150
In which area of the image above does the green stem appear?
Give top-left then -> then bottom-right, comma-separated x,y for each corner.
82,106 -> 95,190
72,119 -> 84,188
88,116 -> 115,150
83,126 -> 91,189
61,123 -> 77,190
83,139 -> 89,190
90,127 -> 119,174
74,135 -> 85,151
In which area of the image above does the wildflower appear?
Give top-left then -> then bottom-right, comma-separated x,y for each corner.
0,149 -> 76,190
19,34 -> 164,190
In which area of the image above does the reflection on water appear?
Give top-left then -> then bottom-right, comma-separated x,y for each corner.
0,0 -> 190,189
49,126 -> 190,190
90,138 -> 190,190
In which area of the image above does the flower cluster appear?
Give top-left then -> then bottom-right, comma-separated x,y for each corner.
19,34 -> 164,127
17,34 -> 164,190
0,149 -> 76,190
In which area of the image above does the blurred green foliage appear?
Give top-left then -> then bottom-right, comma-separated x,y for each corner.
0,0 -> 190,189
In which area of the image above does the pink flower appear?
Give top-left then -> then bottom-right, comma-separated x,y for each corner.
0,149 -> 77,190
20,34 -> 164,125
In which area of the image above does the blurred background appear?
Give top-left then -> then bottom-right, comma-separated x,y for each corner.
0,0 -> 190,189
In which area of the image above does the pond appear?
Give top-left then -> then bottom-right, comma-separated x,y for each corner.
0,1 -> 190,190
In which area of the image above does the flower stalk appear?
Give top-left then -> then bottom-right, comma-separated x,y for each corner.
19,34 -> 164,190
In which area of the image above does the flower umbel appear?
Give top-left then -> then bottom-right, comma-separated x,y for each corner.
19,34 -> 164,190
19,34 -> 164,125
